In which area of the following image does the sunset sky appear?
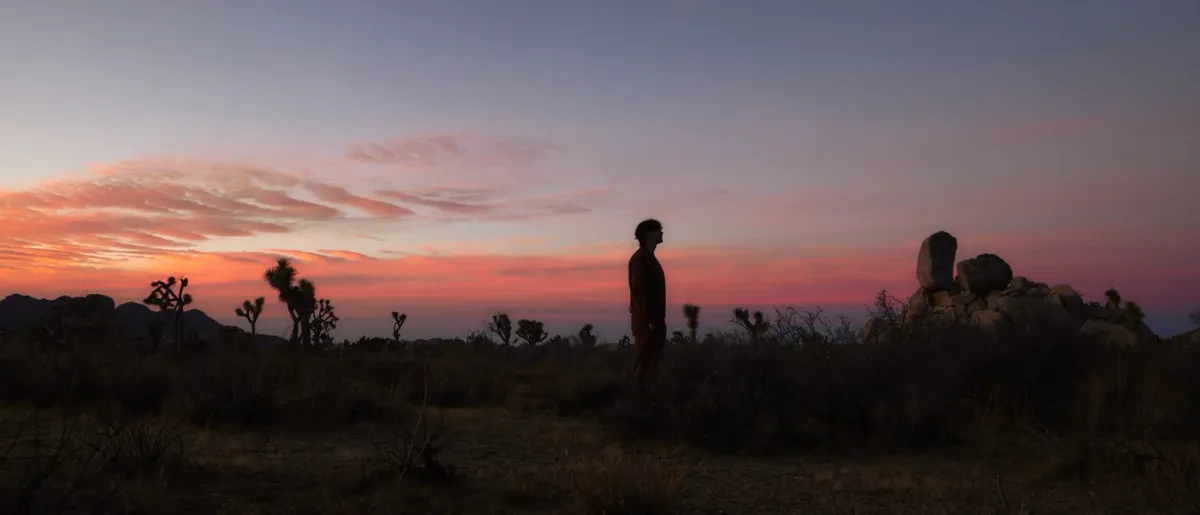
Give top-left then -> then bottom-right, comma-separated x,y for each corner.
2,1 -> 1198,340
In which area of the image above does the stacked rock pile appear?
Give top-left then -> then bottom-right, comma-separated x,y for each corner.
864,231 -> 1158,346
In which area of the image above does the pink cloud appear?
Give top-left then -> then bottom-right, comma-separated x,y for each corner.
346,133 -> 559,170
0,156 -> 610,269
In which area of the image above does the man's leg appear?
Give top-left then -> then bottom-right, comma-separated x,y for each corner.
630,313 -> 650,389
642,320 -> 668,389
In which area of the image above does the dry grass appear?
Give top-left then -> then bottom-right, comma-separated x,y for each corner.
2,317 -> 1199,514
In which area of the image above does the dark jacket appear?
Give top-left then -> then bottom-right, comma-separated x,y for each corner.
628,248 -> 666,322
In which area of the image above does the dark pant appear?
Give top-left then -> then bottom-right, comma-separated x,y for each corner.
631,312 -> 667,390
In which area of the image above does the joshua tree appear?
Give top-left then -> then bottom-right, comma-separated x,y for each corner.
264,258 -> 301,344
682,303 -> 700,343
144,276 -> 193,351
391,311 -> 408,350
264,258 -> 318,346
311,298 -> 338,348
1191,310 -> 1200,327
1104,288 -> 1122,310
234,297 -> 265,342
578,323 -> 597,347
617,335 -> 632,348
516,319 -> 548,347
489,312 -> 513,351
732,307 -> 768,346
295,280 -> 317,346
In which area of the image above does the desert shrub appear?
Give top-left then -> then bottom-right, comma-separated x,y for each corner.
601,321 -> 1200,455
566,445 -> 684,515
176,357 -> 285,429
101,357 -> 175,417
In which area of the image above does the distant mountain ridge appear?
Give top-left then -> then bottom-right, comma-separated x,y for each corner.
0,293 -> 288,348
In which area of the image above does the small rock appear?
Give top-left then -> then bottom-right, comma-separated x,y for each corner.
1009,276 -> 1031,291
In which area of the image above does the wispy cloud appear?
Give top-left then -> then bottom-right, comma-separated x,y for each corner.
0,152 -> 609,269
346,133 -> 560,171
374,186 -> 612,221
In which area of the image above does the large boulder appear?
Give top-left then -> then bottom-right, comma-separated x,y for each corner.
954,253 -> 1013,294
916,231 -> 958,291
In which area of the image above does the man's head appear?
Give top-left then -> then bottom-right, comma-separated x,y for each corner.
635,218 -> 664,248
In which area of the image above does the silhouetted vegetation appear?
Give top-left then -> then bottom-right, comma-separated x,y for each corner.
3,273 -> 1200,513
731,307 -> 768,346
515,319 -> 548,347
578,323 -> 597,347
489,312 -> 513,351
234,296 -> 264,341
311,298 -> 339,348
143,276 -> 192,351
391,311 -> 408,349
682,303 -> 700,343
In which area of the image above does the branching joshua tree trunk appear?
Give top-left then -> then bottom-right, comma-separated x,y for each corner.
144,276 -> 193,351
732,308 -> 768,347
490,312 -> 513,352
235,297 -> 265,343
392,312 -> 408,350
311,298 -> 338,348
264,258 -> 301,345
264,258 -> 318,346
296,279 -> 316,346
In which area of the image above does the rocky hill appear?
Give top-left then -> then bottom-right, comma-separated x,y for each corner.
864,231 -> 1161,346
0,293 -> 287,348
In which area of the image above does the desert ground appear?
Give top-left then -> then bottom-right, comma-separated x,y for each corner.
2,296 -> 1199,515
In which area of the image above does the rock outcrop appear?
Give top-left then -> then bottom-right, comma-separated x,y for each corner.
0,293 -> 287,348
867,232 -> 1159,346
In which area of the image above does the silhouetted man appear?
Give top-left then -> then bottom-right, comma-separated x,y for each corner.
629,218 -> 667,391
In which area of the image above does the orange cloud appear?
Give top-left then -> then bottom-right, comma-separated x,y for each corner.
0,157 -> 611,269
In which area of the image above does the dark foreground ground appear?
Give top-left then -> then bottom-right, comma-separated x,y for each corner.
2,324 -> 1199,514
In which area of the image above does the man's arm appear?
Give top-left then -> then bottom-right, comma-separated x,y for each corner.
629,253 -> 646,315
645,258 -> 666,322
